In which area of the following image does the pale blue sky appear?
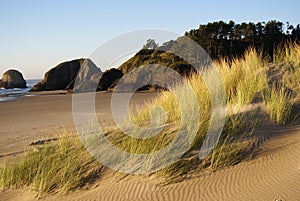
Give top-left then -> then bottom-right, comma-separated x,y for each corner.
0,0 -> 299,79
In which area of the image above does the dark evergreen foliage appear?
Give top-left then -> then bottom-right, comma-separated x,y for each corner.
184,20 -> 300,59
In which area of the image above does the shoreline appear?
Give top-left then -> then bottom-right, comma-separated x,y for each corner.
0,79 -> 40,102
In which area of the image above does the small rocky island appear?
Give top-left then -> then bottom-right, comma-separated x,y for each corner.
0,69 -> 27,89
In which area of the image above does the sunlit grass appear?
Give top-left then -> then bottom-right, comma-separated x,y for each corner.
274,42 -> 300,66
263,86 -> 292,124
216,48 -> 268,106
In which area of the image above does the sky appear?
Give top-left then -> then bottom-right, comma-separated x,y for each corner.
0,0 -> 299,79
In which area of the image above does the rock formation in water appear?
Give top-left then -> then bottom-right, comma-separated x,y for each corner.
0,70 -> 27,89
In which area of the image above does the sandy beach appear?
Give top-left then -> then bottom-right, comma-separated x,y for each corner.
0,92 -> 299,200
0,92 -> 157,156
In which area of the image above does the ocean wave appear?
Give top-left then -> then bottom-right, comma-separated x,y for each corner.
0,79 -> 41,102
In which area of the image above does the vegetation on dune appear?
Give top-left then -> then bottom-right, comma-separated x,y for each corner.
115,43 -> 300,183
0,135 -> 103,197
263,86 -> 292,124
274,43 -> 300,96
216,48 -> 268,106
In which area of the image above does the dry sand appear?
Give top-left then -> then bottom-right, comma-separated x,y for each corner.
0,92 -> 299,200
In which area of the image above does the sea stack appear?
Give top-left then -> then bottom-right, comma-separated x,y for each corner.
30,58 -> 102,91
0,69 -> 27,89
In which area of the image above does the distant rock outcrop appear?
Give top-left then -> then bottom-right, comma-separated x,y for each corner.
73,68 -> 123,92
97,68 -> 123,91
30,58 -> 101,91
72,72 -> 102,92
0,70 -> 27,89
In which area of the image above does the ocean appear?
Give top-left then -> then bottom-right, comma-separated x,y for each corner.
0,79 -> 41,102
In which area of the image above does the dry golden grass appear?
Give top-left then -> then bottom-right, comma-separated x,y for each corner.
216,48 -> 268,106
0,134 -> 103,197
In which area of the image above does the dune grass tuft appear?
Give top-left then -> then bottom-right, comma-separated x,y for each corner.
0,135 -> 103,197
263,86 -> 292,124
216,48 -> 268,106
274,43 -> 300,96
274,42 -> 300,66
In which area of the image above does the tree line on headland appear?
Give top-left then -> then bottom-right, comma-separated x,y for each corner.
183,20 -> 300,59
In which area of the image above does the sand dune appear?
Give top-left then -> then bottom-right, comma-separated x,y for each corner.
0,93 -> 299,200
36,124 -> 299,201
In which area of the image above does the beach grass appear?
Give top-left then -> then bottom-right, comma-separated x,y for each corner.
216,48 -> 268,106
274,42 -> 300,96
263,86 -> 292,124
0,43 -> 300,194
0,134 -> 103,197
